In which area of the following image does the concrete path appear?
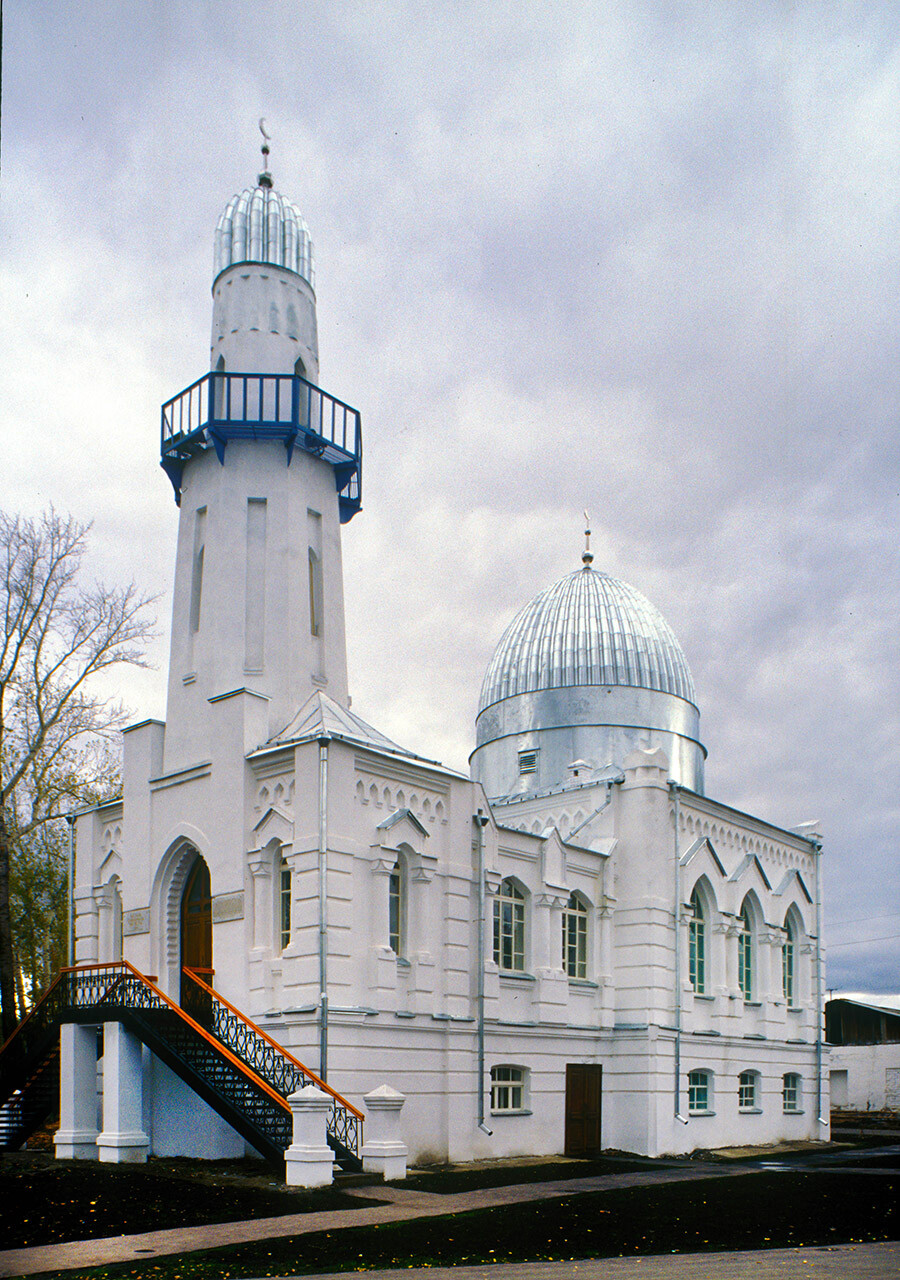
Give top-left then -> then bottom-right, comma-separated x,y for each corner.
263,1244 -> 900,1279
0,1160 -> 896,1279
0,1165 -> 753,1277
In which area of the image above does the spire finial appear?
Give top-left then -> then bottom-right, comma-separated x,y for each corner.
258,118 -> 273,188
582,509 -> 593,567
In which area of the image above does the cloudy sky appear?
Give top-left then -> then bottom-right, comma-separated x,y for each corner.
1,1 -> 898,992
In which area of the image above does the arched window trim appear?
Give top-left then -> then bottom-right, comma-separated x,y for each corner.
493,878 -> 527,973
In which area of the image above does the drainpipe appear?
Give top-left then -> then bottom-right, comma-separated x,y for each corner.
670,782 -> 688,1125
568,774 -> 623,841
475,809 -> 492,1135
66,813 -> 76,966
317,736 -> 330,1081
813,836 -> 826,1127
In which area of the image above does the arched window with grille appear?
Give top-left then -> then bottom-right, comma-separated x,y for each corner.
493,878 -> 526,972
562,892 -> 588,978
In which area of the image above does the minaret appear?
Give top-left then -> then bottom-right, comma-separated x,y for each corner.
159,136 -> 362,771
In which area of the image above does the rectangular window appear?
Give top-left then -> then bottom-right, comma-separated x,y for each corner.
738,1071 -> 757,1110
562,896 -> 587,979
493,881 -> 525,971
491,1066 -> 525,1113
388,858 -> 405,956
783,1073 -> 801,1113
280,859 -> 291,951
782,938 -> 795,1006
688,1070 -> 710,1114
738,926 -> 753,1000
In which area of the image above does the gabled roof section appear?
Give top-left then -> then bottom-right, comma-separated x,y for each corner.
680,837 -> 726,877
773,868 -> 813,904
265,690 -> 440,764
377,808 -> 429,839
729,853 -> 772,891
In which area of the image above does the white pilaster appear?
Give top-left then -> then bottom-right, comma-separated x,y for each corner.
97,1022 -> 149,1163
55,1022 -> 100,1160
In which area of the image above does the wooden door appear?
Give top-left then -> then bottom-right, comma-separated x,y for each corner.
181,857 -> 213,1003
565,1063 -> 602,1156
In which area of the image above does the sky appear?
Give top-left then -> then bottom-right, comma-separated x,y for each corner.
1,1 -> 898,993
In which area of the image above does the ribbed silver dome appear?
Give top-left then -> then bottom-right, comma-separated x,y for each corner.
478,566 -> 695,713
214,184 -> 314,288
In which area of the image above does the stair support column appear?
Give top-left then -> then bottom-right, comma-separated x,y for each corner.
285,1084 -> 335,1187
97,1021 -> 150,1163
55,1022 -> 100,1160
361,1084 -> 408,1180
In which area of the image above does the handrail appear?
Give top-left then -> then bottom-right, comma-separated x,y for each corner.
181,969 -> 365,1120
62,963 -> 290,1113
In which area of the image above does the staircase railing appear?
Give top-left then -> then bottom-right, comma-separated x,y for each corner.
0,963 -> 363,1166
180,968 -> 364,1162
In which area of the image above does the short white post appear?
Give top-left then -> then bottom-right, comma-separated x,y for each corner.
285,1085 -> 336,1187
97,1021 -> 149,1163
55,1022 -> 100,1160
361,1084 -> 408,1180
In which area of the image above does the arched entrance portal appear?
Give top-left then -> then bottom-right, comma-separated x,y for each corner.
180,855 -> 213,1004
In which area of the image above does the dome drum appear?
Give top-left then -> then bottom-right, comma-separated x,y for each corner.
472,685 -> 706,798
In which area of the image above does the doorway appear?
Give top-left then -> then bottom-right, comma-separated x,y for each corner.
565,1063 -> 602,1156
180,856 -> 213,1004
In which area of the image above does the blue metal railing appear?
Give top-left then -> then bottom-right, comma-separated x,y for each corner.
160,372 -> 362,521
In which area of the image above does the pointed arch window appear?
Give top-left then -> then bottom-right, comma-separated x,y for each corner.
493,879 -> 525,972
782,915 -> 797,1007
738,902 -> 754,1001
562,893 -> 588,979
689,888 -> 706,994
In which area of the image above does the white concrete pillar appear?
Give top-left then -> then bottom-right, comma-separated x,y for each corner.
97,1021 -> 149,1163
55,1022 -> 100,1160
284,1085 -> 335,1187
360,1084 -> 408,1181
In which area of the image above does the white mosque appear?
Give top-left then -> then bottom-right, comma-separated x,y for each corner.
58,153 -> 827,1170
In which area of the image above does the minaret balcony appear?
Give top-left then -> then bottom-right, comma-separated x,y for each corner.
160,371 -> 362,522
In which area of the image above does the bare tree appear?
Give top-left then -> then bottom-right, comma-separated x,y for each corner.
0,510 -> 155,1041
